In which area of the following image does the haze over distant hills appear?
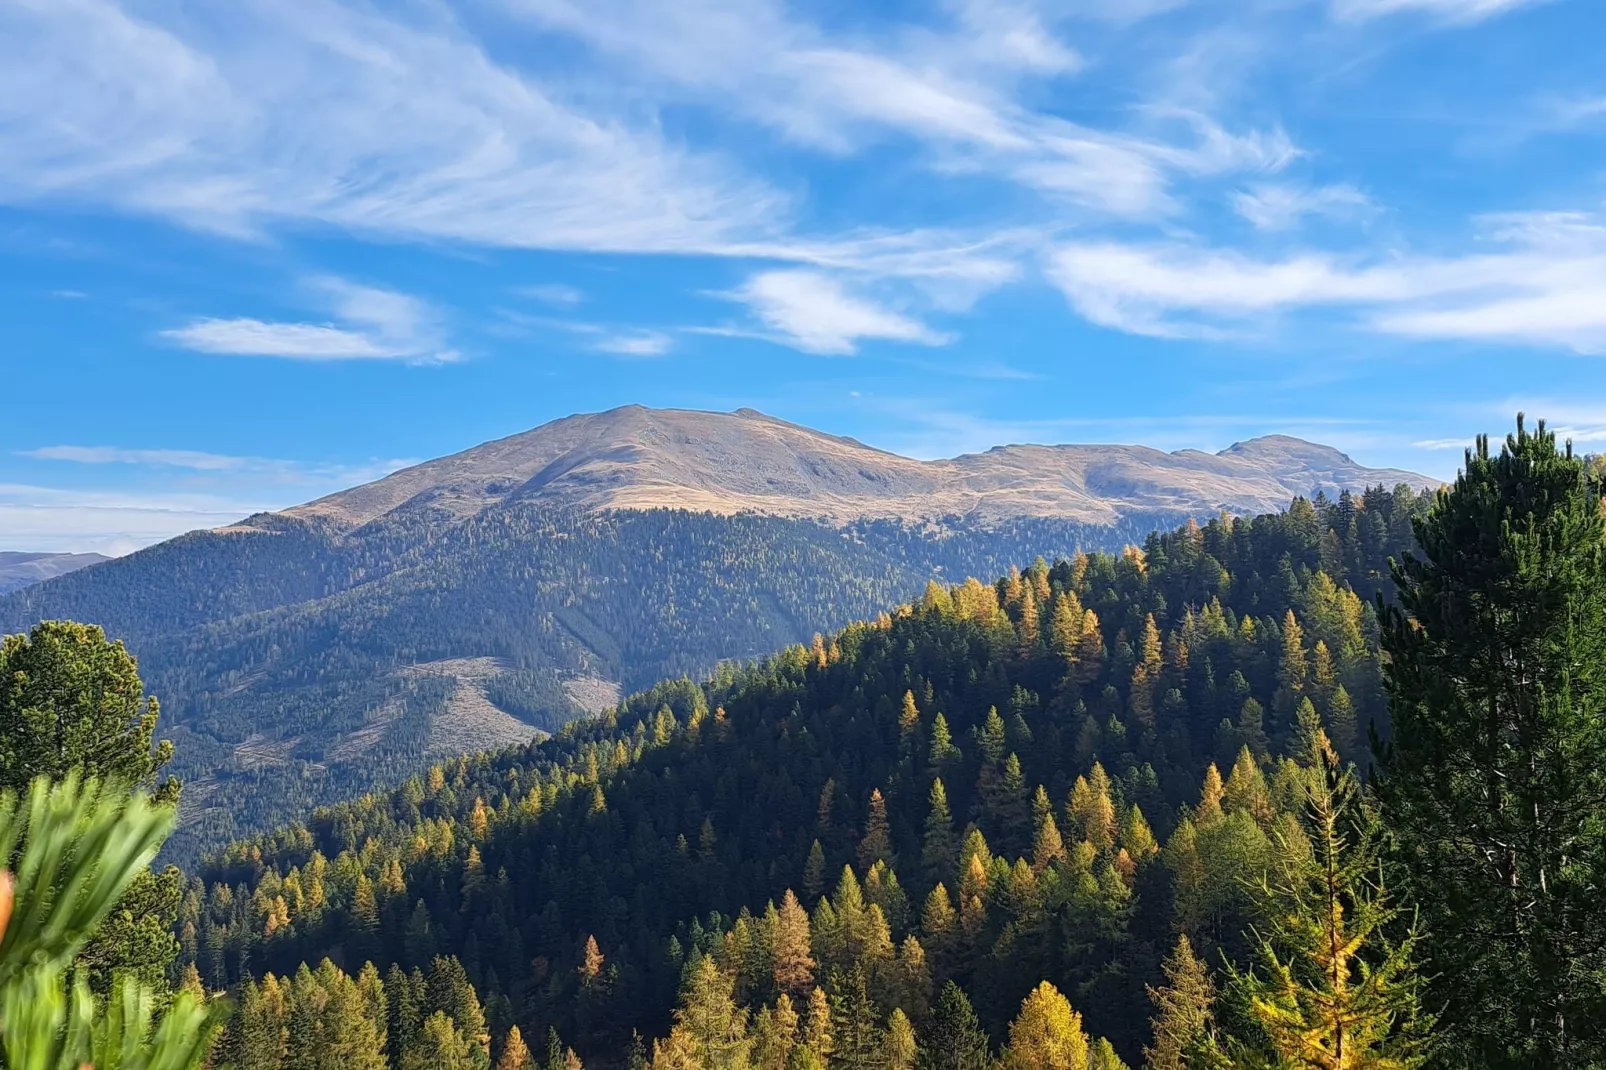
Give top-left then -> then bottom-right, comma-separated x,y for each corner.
0,406 -> 1433,860
0,551 -> 110,595
283,404 -> 1434,529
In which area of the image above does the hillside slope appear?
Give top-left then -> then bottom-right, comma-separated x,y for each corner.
185,486 -> 1430,1068
0,551 -> 109,594
0,408 -> 1434,860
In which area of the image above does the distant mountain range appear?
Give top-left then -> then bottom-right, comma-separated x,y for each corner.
284,404 -> 1432,528
0,406 -> 1433,861
0,551 -> 110,595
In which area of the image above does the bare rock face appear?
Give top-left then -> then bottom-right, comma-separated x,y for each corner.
284,406 -> 1434,530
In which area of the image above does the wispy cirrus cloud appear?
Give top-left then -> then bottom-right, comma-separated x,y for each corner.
718,270 -> 952,355
22,446 -> 256,470
593,330 -> 674,357
18,444 -> 417,485
161,278 -> 455,362
1048,211 -> 1606,351
1232,183 -> 1375,231
519,284 -> 586,306
1331,0 -> 1551,21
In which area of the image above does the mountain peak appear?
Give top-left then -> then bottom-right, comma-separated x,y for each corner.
282,406 -> 1436,530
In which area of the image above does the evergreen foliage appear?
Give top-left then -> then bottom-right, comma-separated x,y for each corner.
1379,417 -> 1606,1066
170,489 -> 1434,1067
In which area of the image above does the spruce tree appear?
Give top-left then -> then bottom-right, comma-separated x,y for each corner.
922,780 -> 959,887
925,982 -> 989,1070
1379,417 -> 1606,1066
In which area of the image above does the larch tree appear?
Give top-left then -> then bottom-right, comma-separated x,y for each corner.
1004,981 -> 1089,1070
772,889 -> 815,997
1144,935 -> 1215,1070
497,1025 -> 534,1070
857,789 -> 894,872
1220,730 -> 1433,1070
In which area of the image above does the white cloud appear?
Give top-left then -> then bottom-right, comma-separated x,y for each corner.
0,0 -> 784,254
520,284 -> 586,306
1047,211 -> 1606,350
1232,183 -> 1375,231
0,483 -> 271,555
1332,0 -> 1550,21
17,446 -> 416,485
501,0 -> 1295,221
1411,437 -> 1472,450
161,278 -> 454,362
160,320 -> 402,360
22,446 -> 255,470
722,271 -> 952,355
594,331 -> 673,357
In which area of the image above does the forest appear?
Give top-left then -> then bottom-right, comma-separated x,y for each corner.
0,504 -> 1180,865
3,419 -> 1604,1069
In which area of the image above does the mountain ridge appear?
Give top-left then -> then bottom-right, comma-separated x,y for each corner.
0,551 -> 111,595
0,405 -> 1437,862
279,405 -> 1436,530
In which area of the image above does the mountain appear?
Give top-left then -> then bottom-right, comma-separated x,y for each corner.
184,488 -> 1431,1069
0,406 -> 1434,861
283,405 -> 1432,528
0,551 -> 110,594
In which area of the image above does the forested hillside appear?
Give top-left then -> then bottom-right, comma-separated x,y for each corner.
0,508 -> 1182,863
0,407 -> 1435,866
179,484 -> 1431,1068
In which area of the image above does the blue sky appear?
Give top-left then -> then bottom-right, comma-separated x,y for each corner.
2,0 -> 1603,553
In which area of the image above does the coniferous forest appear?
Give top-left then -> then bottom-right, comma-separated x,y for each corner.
6,419 -> 1606,1069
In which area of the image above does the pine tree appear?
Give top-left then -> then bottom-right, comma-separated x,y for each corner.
0,776 -> 224,1070
0,621 -> 178,800
900,691 -> 922,753
1379,417 -> 1606,1067
920,883 -> 959,972
1144,935 -> 1214,1070
1219,730 -> 1433,1069
926,981 -> 990,1070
